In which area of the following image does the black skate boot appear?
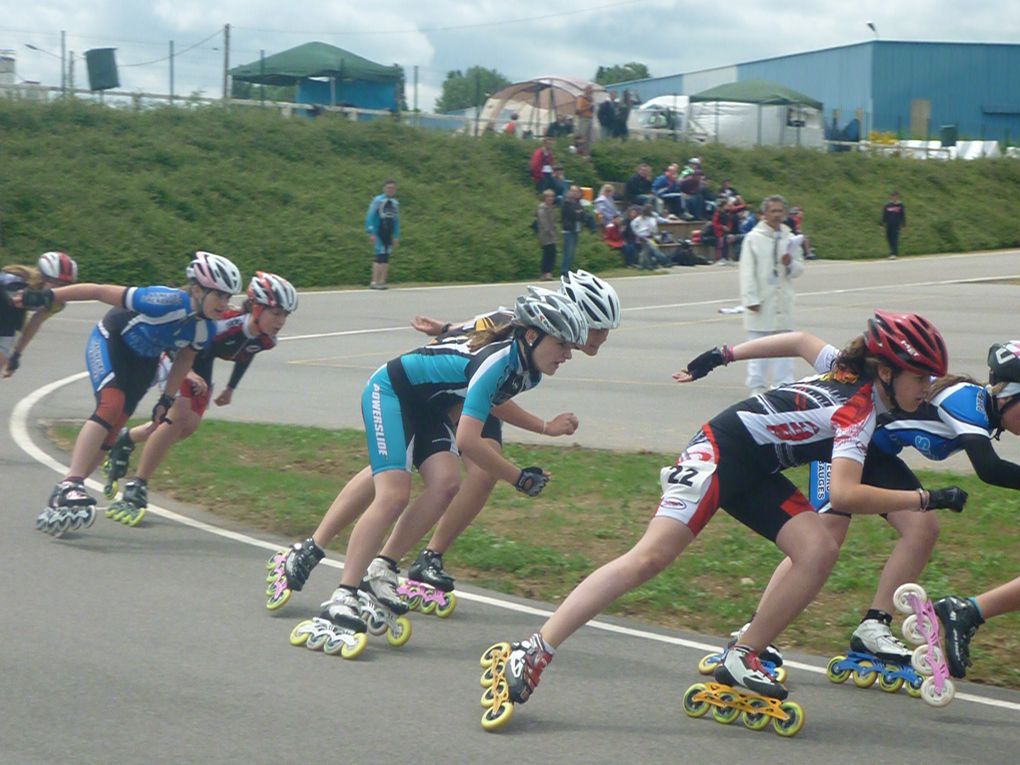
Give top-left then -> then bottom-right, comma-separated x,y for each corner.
106,478 -> 147,527
361,557 -> 410,615
850,612 -> 913,663
103,429 -> 135,499
715,644 -> 789,699
38,479 -> 97,537
408,549 -> 455,592
505,632 -> 554,704
266,538 -> 325,610
934,596 -> 984,678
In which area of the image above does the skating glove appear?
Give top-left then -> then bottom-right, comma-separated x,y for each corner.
922,486 -> 968,513
152,393 -> 176,425
5,351 -> 20,374
22,288 -> 54,311
515,467 -> 549,497
685,345 -> 735,380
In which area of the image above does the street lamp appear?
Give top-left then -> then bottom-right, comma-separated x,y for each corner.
24,34 -> 66,92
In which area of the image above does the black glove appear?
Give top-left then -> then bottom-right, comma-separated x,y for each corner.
5,350 -> 20,374
22,288 -> 54,311
685,345 -> 734,380
515,466 -> 549,497
152,393 -> 175,424
924,486 -> 968,513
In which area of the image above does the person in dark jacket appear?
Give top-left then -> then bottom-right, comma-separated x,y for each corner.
881,190 -> 907,259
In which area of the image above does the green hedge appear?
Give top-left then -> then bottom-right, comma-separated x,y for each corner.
1,99 -> 1018,287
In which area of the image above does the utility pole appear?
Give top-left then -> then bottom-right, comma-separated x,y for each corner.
474,68 -> 481,136
67,50 -> 74,91
60,30 -> 66,94
222,23 -> 230,105
169,40 -> 174,105
413,65 -> 418,126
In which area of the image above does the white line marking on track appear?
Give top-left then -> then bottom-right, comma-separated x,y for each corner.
11,372 -> 1020,714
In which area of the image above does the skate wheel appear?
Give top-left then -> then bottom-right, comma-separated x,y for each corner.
405,594 -> 423,611
911,643 -> 942,676
893,582 -> 926,615
711,692 -> 740,725
772,701 -> 805,737
305,630 -> 328,651
773,667 -> 787,684
52,513 -> 72,538
266,586 -> 292,611
289,620 -> 314,646
481,642 -> 511,669
741,698 -> 772,731
681,683 -> 710,718
386,616 -> 412,647
878,671 -> 904,693
902,614 -> 924,645
104,479 -> 119,500
826,656 -> 851,684
697,653 -> 721,675
480,700 -> 514,731
905,678 -> 923,698
435,592 -> 457,619
481,681 -> 507,709
852,660 -> 877,688
340,632 -> 368,659
920,676 -> 955,707
123,506 -> 145,527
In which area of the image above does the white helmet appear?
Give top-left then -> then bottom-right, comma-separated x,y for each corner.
514,287 -> 588,345
560,270 -> 621,330
37,251 -> 78,284
247,271 -> 298,313
186,251 -> 242,294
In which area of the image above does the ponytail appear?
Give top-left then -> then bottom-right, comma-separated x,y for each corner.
927,374 -> 980,401
467,322 -> 515,351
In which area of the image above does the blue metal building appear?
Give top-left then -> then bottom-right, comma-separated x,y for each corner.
615,41 -> 1020,144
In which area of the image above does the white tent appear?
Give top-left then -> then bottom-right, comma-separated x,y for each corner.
687,80 -> 824,148
479,76 -> 606,135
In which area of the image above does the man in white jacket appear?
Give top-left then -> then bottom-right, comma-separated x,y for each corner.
738,194 -> 805,394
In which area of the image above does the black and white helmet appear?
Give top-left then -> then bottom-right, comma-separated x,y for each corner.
247,271 -> 298,313
37,251 -> 78,284
560,269 -> 621,330
988,341 -> 1020,398
514,287 -> 588,346
186,251 -> 242,294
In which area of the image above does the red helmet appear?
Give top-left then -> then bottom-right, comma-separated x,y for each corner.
865,310 -> 948,377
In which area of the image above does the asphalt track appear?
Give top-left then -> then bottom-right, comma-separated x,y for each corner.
4,250 -> 1020,764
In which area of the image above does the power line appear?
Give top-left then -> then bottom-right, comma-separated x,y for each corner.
120,28 -> 222,67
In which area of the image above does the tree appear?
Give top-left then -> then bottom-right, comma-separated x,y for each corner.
594,63 -> 651,86
435,66 -> 511,113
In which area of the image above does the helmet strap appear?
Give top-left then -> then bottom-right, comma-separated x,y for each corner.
991,394 -> 1020,440
195,286 -> 216,319
877,366 -> 902,412
517,326 -> 545,369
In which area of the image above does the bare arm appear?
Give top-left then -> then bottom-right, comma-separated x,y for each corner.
674,330 -> 828,383
491,400 -> 579,436
456,415 -> 526,485
13,310 -> 49,354
51,283 -> 128,307
828,457 -> 925,515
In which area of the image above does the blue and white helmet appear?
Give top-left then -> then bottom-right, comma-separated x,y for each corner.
514,287 -> 588,345
560,269 -> 621,330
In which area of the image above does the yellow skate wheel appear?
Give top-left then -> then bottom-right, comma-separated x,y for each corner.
104,505 -> 120,520
826,656 -> 851,684
481,642 -> 511,669
773,667 -> 788,684
124,507 -> 145,527
481,680 -> 508,709
852,660 -> 877,688
905,678 -> 923,698
405,594 -> 423,611
711,692 -> 740,725
681,683 -> 710,718
420,598 -> 437,615
266,586 -> 292,611
697,653 -> 720,675
481,663 -> 504,689
741,698 -> 772,731
338,632 -> 368,660
481,700 -> 514,731
435,592 -> 457,618
103,481 -> 118,500
878,672 -> 904,693
289,620 -> 313,646
386,615 -> 412,647
772,701 -> 805,737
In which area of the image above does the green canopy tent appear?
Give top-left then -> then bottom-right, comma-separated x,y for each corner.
230,41 -> 402,110
688,80 -> 824,147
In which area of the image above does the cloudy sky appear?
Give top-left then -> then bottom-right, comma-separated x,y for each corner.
3,1 -> 1017,110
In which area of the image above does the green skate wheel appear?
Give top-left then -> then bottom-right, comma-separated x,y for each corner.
772,701 -> 805,737
420,598 -> 437,615
711,692 -> 740,725
435,592 -> 457,619
852,660 -> 877,688
681,683 -> 710,718
103,481 -> 118,500
123,506 -> 145,527
826,655 -> 851,684
878,671 -> 904,693
386,615 -> 412,647
741,698 -> 772,731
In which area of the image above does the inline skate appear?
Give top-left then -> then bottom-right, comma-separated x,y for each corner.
933,594 -> 984,679
893,582 -> 956,707
697,623 -> 786,683
358,557 -> 412,647
398,549 -> 457,618
102,429 -> 135,499
36,480 -> 97,538
827,614 -> 923,698
266,538 -> 325,610
684,644 -> 804,737
289,587 -> 369,659
479,632 -> 553,731
105,478 -> 147,527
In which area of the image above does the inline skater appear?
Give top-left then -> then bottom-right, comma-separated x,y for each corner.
103,272 -> 296,524
268,271 -> 619,609
16,251 -> 241,535
481,311 -> 966,728
289,287 -> 588,652
1,252 -> 78,378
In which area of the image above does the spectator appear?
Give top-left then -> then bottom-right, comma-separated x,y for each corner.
546,115 -> 574,138
652,164 -> 683,217
739,205 -> 758,234
561,185 -> 584,276
575,85 -> 595,155
621,205 -> 642,268
631,203 -> 673,270
593,183 -> 618,226
738,194 -> 805,394
718,178 -> 745,206
597,91 -> 619,140
536,189 -> 559,280
678,158 -> 711,220
624,163 -> 653,206
784,205 -> 817,260
529,138 -> 555,190
603,214 -> 636,267
615,90 -> 632,140
503,113 -> 519,136
365,179 -> 400,290
545,165 -> 569,204
881,190 -> 906,259
711,197 -> 743,265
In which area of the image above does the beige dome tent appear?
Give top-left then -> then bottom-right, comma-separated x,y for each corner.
479,76 -> 606,136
